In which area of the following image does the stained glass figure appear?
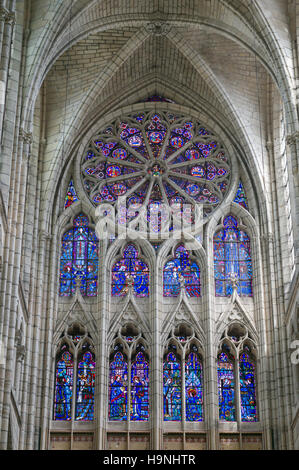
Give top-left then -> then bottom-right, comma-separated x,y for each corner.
109,351 -> 128,421
130,351 -> 149,421
75,351 -> 96,421
163,351 -> 182,421
214,215 -> 252,297
239,349 -> 257,422
234,181 -> 248,209
54,348 -> 73,420
185,352 -> 203,421
217,350 -> 235,421
111,244 -> 149,297
65,179 -> 79,209
59,214 -> 98,297
163,245 -> 200,297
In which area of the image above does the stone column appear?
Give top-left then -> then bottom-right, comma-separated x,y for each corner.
0,127 -> 31,449
0,5 -> 16,143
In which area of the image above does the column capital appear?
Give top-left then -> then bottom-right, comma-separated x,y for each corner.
0,8 -> 15,25
19,128 -> 33,145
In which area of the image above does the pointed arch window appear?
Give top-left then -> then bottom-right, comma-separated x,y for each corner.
54,345 -> 74,421
76,350 -> 96,421
213,215 -> 252,297
163,349 -> 182,421
217,333 -> 258,423
131,350 -> 149,421
185,351 -> 204,421
217,348 -> 236,421
109,341 -> 149,421
54,331 -> 95,421
59,213 -> 98,297
163,244 -> 201,297
111,243 -> 149,297
239,347 -> 257,422
163,339 -> 203,422
109,347 -> 128,421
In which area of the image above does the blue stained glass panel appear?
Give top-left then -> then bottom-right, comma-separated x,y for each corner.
65,179 -> 78,209
130,352 -> 149,421
54,350 -> 73,420
163,352 -> 182,421
75,351 -> 96,421
218,351 -> 235,421
239,350 -> 257,422
111,244 -> 149,297
214,216 -> 252,297
59,214 -> 98,297
234,181 -> 248,209
109,352 -> 128,421
185,352 -> 203,421
163,245 -> 200,297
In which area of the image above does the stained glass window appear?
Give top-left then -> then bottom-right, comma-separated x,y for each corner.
214,215 -> 252,297
130,351 -> 149,421
81,111 -> 232,230
185,352 -> 203,421
75,350 -> 96,421
111,244 -> 149,297
163,244 -> 200,297
59,214 -> 98,297
234,181 -> 248,209
109,350 -> 128,421
217,350 -> 235,421
163,351 -> 182,421
54,347 -> 73,420
239,348 -> 257,422
65,179 -> 79,209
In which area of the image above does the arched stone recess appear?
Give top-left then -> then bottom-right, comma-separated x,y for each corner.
217,321 -> 259,423
205,202 -> 266,359
22,0 -> 297,143
106,322 -> 150,425
51,205 -> 100,330
205,201 -> 263,298
40,46 -> 270,223
51,317 -> 96,425
162,322 -> 205,424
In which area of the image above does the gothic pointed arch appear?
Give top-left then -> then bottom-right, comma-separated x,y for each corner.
59,212 -> 99,297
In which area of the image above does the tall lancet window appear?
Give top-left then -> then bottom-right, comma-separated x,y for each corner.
59,213 -> 98,297
109,327 -> 149,422
111,243 -> 149,297
54,344 -> 74,421
217,346 -> 236,421
163,244 -> 200,297
163,347 -> 182,421
163,327 -> 204,422
239,346 -> 257,422
54,325 -> 96,421
213,215 -> 252,296
217,325 -> 258,423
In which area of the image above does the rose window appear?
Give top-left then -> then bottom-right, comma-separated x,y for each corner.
80,111 -> 231,233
